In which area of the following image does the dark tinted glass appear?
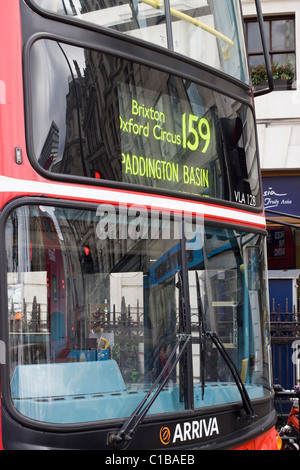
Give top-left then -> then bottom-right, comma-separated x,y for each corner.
29,39 -> 261,207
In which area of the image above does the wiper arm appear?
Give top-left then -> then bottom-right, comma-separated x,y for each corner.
108,333 -> 191,450
195,271 -> 206,400
206,331 -> 257,422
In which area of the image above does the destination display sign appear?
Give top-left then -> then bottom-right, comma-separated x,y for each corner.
118,82 -> 220,199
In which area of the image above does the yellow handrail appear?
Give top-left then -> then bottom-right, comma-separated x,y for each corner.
140,0 -> 234,58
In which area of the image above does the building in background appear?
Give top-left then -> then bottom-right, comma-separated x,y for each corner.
242,0 -> 300,314
242,0 -> 300,389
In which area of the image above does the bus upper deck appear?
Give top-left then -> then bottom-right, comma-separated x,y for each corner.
0,0 -> 280,450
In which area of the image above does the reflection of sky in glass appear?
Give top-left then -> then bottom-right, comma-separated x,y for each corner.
272,20 -> 294,51
35,0 -> 83,15
33,0 -> 249,83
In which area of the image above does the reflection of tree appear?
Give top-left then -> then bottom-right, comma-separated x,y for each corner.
111,297 -> 142,383
30,295 -> 40,332
112,334 -> 140,383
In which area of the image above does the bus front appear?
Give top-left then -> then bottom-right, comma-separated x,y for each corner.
0,0 -> 280,450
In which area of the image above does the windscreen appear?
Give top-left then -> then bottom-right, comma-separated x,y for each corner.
28,39 -> 260,208
6,203 -> 272,425
31,0 -> 249,83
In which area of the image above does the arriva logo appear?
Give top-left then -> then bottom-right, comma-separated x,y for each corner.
159,417 -> 219,445
160,426 -> 171,445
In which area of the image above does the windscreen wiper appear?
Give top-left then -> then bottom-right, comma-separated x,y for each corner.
205,331 -> 257,422
108,332 -> 191,450
195,271 -> 206,400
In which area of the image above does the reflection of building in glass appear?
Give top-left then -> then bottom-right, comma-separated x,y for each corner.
55,47 -> 123,180
60,71 -> 87,176
81,49 -> 121,180
33,38 -> 258,202
52,43 -> 189,184
39,121 -> 59,171
61,0 -> 78,15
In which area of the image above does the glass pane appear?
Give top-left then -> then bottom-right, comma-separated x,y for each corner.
249,55 -> 264,67
32,0 -> 250,83
188,227 -> 272,408
171,0 -> 250,82
272,53 -> 295,70
29,39 -> 261,207
247,21 -> 269,54
272,19 -> 294,51
33,0 -> 168,49
6,204 -> 272,425
7,204 -> 187,423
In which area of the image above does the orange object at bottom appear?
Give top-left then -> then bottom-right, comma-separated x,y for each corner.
233,427 -> 281,450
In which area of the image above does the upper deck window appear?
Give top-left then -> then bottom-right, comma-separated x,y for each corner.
28,39 -> 261,207
31,0 -> 250,84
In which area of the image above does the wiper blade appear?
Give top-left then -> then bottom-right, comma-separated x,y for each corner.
195,271 -> 206,400
206,331 -> 257,422
108,333 -> 191,450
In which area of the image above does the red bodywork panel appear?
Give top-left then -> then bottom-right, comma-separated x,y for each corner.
233,427 -> 280,451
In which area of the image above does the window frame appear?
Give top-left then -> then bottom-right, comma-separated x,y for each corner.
244,14 -> 296,77
0,195 -> 271,433
22,32 -> 262,212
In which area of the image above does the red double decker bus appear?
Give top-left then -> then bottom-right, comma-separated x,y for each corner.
0,0 -> 281,450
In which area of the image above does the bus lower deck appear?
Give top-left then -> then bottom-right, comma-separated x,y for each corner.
0,0 -> 280,450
